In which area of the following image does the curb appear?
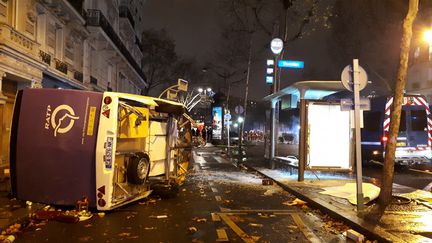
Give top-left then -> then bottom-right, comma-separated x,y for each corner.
241,163 -> 397,243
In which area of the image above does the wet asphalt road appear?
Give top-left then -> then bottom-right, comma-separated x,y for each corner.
13,146 -> 348,243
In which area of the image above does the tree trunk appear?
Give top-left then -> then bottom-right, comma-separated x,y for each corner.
379,0 -> 418,205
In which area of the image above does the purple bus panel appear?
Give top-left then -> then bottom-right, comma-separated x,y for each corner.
11,89 -> 102,207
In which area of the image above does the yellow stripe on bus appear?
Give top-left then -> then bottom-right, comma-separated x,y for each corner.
87,106 -> 96,136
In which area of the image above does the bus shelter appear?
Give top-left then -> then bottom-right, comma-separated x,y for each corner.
263,80 -> 349,181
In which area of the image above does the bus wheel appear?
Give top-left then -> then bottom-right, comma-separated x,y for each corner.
127,153 -> 150,185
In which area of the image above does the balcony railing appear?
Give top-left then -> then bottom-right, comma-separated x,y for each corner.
119,5 -> 135,28
85,9 -> 146,82
74,71 -> 83,82
0,23 -> 39,58
90,76 -> 98,85
54,58 -> 68,74
39,50 -> 51,66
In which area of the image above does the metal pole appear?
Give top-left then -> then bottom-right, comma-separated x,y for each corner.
227,120 -> 230,155
270,55 -> 278,161
353,59 -> 364,212
270,99 -> 277,159
298,98 -> 306,182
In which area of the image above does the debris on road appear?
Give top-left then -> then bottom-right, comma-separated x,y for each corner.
283,198 -> 307,206
248,223 -> 263,228
194,217 -> 207,223
150,215 -> 168,219
262,179 -> 273,185
188,226 -> 198,234
344,229 -> 365,242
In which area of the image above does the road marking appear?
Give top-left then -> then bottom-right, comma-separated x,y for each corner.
214,155 -> 227,163
211,187 -> 219,193
219,208 -> 297,214
193,151 -> 206,165
215,196 -> 222,201
409,168 -> 432,175
291,213 -> 322,243
216,228 -> 229,242
218,213 -> 257,243
211,213 -> 221,221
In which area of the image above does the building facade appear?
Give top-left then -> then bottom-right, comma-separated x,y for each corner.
406,4 -> 432,101
0,0 -> 148,170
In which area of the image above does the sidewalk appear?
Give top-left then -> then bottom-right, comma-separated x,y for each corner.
0,179 -> 45,233
243,157 -> 432,243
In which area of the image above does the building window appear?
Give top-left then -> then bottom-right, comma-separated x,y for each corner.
47,21 -> 56,53
25,11 -> 36,36
64,38 -> 74,65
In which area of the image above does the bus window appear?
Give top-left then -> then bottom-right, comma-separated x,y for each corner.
399,110 -> 406,132
364,111 -> 381,131
411,110 -> 427,131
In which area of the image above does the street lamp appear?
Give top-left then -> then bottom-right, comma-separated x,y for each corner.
424,29 -> 432,61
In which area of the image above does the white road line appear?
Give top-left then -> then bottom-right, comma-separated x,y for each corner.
211,187 -> 219,193
214,155 -> 227,163
193,151 -> 206,166
215,196 -> 222,201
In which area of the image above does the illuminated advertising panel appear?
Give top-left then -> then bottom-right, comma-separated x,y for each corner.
306,102 -> 351,170
212,106 -> 223,140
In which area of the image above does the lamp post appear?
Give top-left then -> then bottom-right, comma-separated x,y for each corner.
423,29 -> 432,61
269,38 -> 283,161
237,117 -> 244,163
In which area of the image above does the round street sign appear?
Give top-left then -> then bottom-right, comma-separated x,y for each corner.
341,65 -> 368,92
270,38 -> 283,55
234,105 -> 244,114
224,113 -> 231,121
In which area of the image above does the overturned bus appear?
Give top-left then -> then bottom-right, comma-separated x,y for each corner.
10,88 -> 192,210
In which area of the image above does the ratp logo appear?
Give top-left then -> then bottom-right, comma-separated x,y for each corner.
45,105 -> 80,137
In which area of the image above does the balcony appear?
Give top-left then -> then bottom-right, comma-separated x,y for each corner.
54,58 -> 68,74
85,9 -> 146,83
74,71 -> 83,82
39,50 -> 51,66
119,5 -> 135,28
0,23 -> 39,58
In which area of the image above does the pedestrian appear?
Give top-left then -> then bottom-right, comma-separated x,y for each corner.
207,126 -> 213,142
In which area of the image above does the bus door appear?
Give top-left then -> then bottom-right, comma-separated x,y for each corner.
406,107 -> 429,148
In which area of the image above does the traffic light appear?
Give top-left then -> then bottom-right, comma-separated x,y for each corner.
266,59 -> 274,84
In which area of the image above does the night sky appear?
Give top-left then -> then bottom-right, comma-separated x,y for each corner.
141,1 -> 380,100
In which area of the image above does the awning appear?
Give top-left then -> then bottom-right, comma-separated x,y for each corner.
263,80 -> 347,108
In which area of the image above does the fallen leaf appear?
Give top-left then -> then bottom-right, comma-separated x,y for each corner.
118,232 -> 131,237
188,226 -> 198,234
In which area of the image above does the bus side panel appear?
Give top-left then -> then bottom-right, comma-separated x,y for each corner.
361,97 -> 386,162
12,89 -> 102,207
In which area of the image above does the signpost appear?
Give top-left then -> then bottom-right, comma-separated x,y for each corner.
234,105 -> 244,115
341,59 -> 368,213
224,113 -> 232,154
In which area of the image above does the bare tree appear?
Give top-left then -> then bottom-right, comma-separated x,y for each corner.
379,0 -> 418,205
329,0 -> 407,94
